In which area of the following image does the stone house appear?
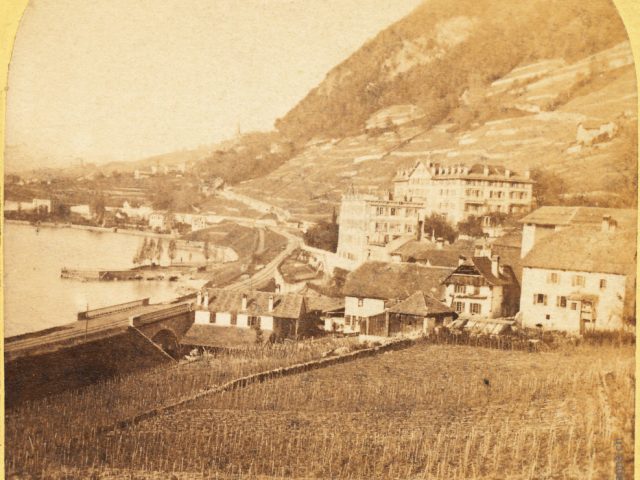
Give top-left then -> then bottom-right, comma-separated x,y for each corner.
519,221 -> 636,334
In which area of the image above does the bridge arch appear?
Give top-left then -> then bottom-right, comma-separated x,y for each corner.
151,328 -> 180,358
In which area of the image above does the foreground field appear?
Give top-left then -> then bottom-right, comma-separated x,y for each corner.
9,342 -> 634,479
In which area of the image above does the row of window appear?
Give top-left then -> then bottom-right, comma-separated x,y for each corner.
454,301 -> 482,314
374,206 -> 420,217
547,272 -> 607,289
454,284 -> 481,295
533,294 -> 579,310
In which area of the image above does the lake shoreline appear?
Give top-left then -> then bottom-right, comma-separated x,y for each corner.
4,218 -> 175,239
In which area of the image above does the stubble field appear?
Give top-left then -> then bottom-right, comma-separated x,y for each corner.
13,342 -> 633,480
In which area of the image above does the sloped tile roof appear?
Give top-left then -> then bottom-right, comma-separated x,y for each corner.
392,239 -> 474,267
205,288 -> 305,319
387,291 -> 455,316
442,257 -> 518,287
521,226 -> 636,275
343,262 -> 451,300
520,206 -> 637,229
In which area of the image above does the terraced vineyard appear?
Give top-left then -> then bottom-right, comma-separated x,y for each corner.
19,342 -> 634,479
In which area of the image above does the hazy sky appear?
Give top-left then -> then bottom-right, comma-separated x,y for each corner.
6,0 -> 423,167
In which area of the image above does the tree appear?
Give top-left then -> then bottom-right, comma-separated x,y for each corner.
254,324 -> 264,344
156,238 -> 164,263
203,239 -> 210,262
530,168 -> 567,206
303,221 -> 339,252
168,239 -> 177,264
457,215 -> 484,238
423,214 -> 457,244
146,239 -> 157,264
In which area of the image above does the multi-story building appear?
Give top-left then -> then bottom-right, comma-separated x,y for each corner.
519,217 -> 636,334
393,160 -> 533,224
337,160 -> 534,266
336,191 -> 423,264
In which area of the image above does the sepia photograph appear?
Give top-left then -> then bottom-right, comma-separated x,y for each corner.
2,0 -> 638,478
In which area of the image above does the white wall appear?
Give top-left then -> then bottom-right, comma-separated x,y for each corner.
260,316 -> 274,331
444,284 -> 494,318
237,313 -> 249,328
520,267 -> 627,333
345,296 -> 385,318
194,310 -> 211,324
214,312 -> 232,326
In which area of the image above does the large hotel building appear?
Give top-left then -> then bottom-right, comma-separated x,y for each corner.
337,160 -> 534,264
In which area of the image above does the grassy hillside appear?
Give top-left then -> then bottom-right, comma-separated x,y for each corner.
275,0 -> 629,143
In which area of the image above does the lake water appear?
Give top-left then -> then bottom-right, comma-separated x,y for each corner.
4,223 -> 204,337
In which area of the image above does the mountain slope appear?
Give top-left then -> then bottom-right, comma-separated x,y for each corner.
238,40 -> 637,221
275,0 -> 629,144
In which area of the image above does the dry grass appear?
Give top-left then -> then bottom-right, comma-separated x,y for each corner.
5,336 -> 359,477
7,342 -> 633,479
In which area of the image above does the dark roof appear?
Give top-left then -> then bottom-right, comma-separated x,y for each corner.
520,206 -> 637,230
396,161 -> 533,183
304,294 -> 345,313
204,288 -> 306,319
343,262 -> 451,300
521,226 -> 636,275
443,257 -> 518,287
387,291 -> 455,316
392,239 -> 474,267
181,324 -> 262,348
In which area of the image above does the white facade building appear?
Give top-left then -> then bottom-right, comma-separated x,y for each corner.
519,217 -> 636,334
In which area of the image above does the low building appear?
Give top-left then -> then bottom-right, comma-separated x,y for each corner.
360,291 -> 456,337
342,262 -> 451,333
576,121 -> 617,146
390,238 -> 474,268
519,218 -> 636,334
442,250 -> 520,319
188,288 -> 313,342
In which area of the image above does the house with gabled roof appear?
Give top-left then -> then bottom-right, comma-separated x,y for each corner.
359,291 -> 456,337
182,288 -> 313,349
342,262 -> 451,333
519,220 -> 636,334
442,250 -> 520,319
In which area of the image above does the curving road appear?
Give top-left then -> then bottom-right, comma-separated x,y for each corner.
224,226 -> 301,291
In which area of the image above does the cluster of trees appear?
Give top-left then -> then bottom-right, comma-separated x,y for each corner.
303,210 -> 339,252
133,238 -> 177,266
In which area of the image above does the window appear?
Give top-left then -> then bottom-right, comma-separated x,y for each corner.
211,313 -> 217,324
600,279 -> 607,289
248,316 -> 260,328
572,275 -> 585,287
547,272 -> 559,284
357,298 -> 364,307
533,294 -> 548,305
470,303 -> 482,315
390,208 -> 396,216
545,314 -> 551,320
570,302 -> 578,310
556,296 -> 567,308
454,301 -> 465,313
454,285 -> 466,294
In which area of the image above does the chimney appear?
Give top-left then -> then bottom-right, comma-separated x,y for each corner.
458,255 -> 466,266
491,255 -> 500,277
268,295 -> 274,312
483,165 -> 490,176
203,290 -> 209,307
601,215 -> 617,233
196,290 -> 202,307
275,283 -> 281,293
505,169 -> 511,178
524,169 -> 530,179
436,237 -> 444,250
241,293 -> 247,311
